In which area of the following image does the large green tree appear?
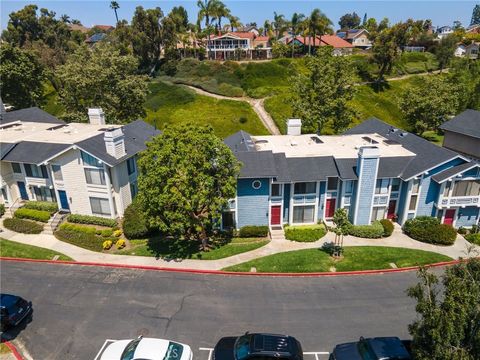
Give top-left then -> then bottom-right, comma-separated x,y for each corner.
290,46 -> 356,134
371,27 -> 398,80
449,58 -> 480,111
136,124 -> 239,248
0,44 -> 45,108
407,258 -> 480,360
399,76 -> 462,134
55,44 -> 148,123
338,12 -> 361,30
470,4 -> 480,26
435,34 -> 459,70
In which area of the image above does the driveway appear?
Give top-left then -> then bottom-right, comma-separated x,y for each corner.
0,260 -> 434,360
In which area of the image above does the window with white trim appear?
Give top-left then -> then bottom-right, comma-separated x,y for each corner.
293,205 -> 315,223
371,207 -> 386,221
252,180 -> 262,189
127,157 -> 136,176
84,168 -> 106,185
89,197 -> 111,216
391,178 -> 401,192
81,151 -> 102,167
11,163 -> 22,174
271,183 -> 282,197
409,195 -> 418,211
24,164 -> 48,178
294,182 -> 316,195
452,180 -> 480,197
52,165 -> 63,181
375,179 -> 389,194
344,180 -> 354,194
327,177 -> 338,191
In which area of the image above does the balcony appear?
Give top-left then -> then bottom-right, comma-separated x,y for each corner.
439,196 -> 480,207
208,44 -> 249,50
373,195 -> 389,206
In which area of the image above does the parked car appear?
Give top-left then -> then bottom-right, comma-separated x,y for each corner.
212,332 -> 303,360
0,293 -> 32,332
329,336 -> 411,360
96,336 -> 193,360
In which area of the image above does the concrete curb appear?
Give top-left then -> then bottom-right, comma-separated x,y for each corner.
1,341 -> 23,360
0,256 -> 468,277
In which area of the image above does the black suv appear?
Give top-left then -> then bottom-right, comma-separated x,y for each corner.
0,294 -> 32,332
329,337 -> 411,360
213,333 -> 303,360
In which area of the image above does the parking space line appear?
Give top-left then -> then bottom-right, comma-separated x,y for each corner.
303,351 -> 331,360
94,340 -> 117,360
199,347 -> 214,360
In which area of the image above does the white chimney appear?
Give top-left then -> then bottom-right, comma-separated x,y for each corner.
104,128 -> 126,158
286,118 -> 302,136
88,108 -> 106,125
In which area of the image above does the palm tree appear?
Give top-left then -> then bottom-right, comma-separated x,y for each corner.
306,8 -> 332,55
263,20 -> 272,37
213,2 -> 230,32
228,15 -> 241,32
60,14 -> 71,23
71,19 -> 82,25
290,12 -> 305,57
272,12 -> 287,39
197,0 -> 222,59
110,1 -> 120,24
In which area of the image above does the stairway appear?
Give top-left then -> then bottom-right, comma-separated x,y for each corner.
6,198 -> 24,218
43,212 -> 67,235
270,228 -> 286,242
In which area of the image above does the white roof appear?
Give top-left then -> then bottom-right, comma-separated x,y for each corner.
100,338 -> 192,360
251,133 -> 415,159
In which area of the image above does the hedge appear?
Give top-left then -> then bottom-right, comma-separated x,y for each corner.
122,202 -> 149,239
0,204 -> 5,217
67,214 -> 117,228
55,228 -> 103,252
284,224 -> 327,242
380,219 -> 394,237
465,233 -> 480,245
238,225 -> 269,238
59,222 -> 96,234
403,216 -> 457,245
348,221 -> 384,238
23,201 -> 58,214
3,218 -> 43,234
14,208 -> 51,223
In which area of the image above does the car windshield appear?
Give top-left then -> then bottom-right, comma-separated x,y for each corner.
163,342 -> 184,360
235,335 -> 251,360
357,341 -> 377,360
121,339 -> 141,360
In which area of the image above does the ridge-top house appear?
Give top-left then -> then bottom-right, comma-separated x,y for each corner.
336,29 -> 372,49
284,35 -> 353,55
207,32 -> 272,60
0,106 -> 159,218
223,118 -> 480,230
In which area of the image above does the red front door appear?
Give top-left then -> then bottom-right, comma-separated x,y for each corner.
270,205 -> 281,225
325,198 -> 336,218
387,200 -> 397,219
443,209 -> 456,225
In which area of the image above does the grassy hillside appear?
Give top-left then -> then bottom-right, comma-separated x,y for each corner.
144,81 -> 268,138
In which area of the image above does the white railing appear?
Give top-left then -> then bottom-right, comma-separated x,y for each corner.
440,195 -> 480,207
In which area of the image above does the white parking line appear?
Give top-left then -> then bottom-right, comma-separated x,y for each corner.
199,348 -> 330,360
94,339 -> 117,360
199,347 -> 214,360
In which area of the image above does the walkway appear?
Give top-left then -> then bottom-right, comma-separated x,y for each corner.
1,221 -> 478,271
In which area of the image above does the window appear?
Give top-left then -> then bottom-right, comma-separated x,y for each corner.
81,151 -> 101,167
127,157 -> 136,175
33,186 -> 56,202
24,164 -> 48,178
293,205 -> 315,223
409,195 -> 418,211
222,211 -> 236,230
271,183 -> 282,197
327,177 -> 338,191
252,180 -> 262,189
437,209 -> 444,221
443,181 -> 451,197
51,165 -> 63,181
452,180 -> 480,197
84,168 -> 106,185
391,178 -> 401,192
11,163 -> 22,174
294,182 -> 316,194
375,179 -> 389,194
411,179 -> 420,194
344,180 -> 353,194
371,207 -> 386,221
130,181 -> 138,198
89,197 -> 111,216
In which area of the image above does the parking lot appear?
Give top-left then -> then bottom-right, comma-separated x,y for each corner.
1,260 -> 422,359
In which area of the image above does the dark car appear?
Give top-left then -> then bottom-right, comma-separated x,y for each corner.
0,294 -> 32,332
213,333 -> 303,360
329,337 -> 411,360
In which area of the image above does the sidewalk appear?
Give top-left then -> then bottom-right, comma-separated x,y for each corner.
1,221 -> 478,271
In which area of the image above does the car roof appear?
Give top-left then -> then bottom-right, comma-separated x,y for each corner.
0,294 -> 20,308
367,337 -> 410,359
250,334 -> 297,355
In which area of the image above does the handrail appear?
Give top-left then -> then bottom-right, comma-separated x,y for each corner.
9,197 -> 21,217
50,211 -> 66,232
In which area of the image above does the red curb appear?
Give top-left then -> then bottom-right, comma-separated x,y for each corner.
1,341 -> 23,360
0,256 -> 468,277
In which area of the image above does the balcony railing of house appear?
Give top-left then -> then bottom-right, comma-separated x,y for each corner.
440,196 -> 480,207
209,45 -> 249,50
373,195 -> 389,206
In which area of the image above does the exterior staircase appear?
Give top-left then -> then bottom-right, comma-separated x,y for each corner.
43,212 -> 67,235
6,198 -> 24,218
270,228 -> 286,242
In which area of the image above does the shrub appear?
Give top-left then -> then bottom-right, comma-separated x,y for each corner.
380,219 -> 394,237
55,228 -> 103,252
115,239 -> 126,249
284,224 -> 327,242
60,222 -> 96,234
457,227 -> 468,235
0,204 -> 5,217
348,221 -> 384,238
101,229 -> 113,238
67,214 -> 117,228
23,201 -> 58,214
113,229 -> 122,237
102,240 -> 113,250
3,218 -> 43,234
465,233 -> 480,245
14,208 -> 51,223
122,202 -> 149,239
403,216 -> 456,245
238,225 -> 269,238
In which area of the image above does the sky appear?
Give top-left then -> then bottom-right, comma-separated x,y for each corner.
1,1 -> 478,31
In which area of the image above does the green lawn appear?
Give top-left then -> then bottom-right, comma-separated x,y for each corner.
118,236 -> 269,260
223,246 -> 452,273
0,238 -> 72,261
145,81 -> 269,138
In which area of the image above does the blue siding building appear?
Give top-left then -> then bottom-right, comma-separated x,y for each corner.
224,117 -> 480,230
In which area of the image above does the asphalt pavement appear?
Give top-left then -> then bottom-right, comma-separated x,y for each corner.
0,260 -> 431,360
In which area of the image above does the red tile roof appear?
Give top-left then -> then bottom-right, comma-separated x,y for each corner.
255,36 -> 269,42
287,35 -> 353,48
